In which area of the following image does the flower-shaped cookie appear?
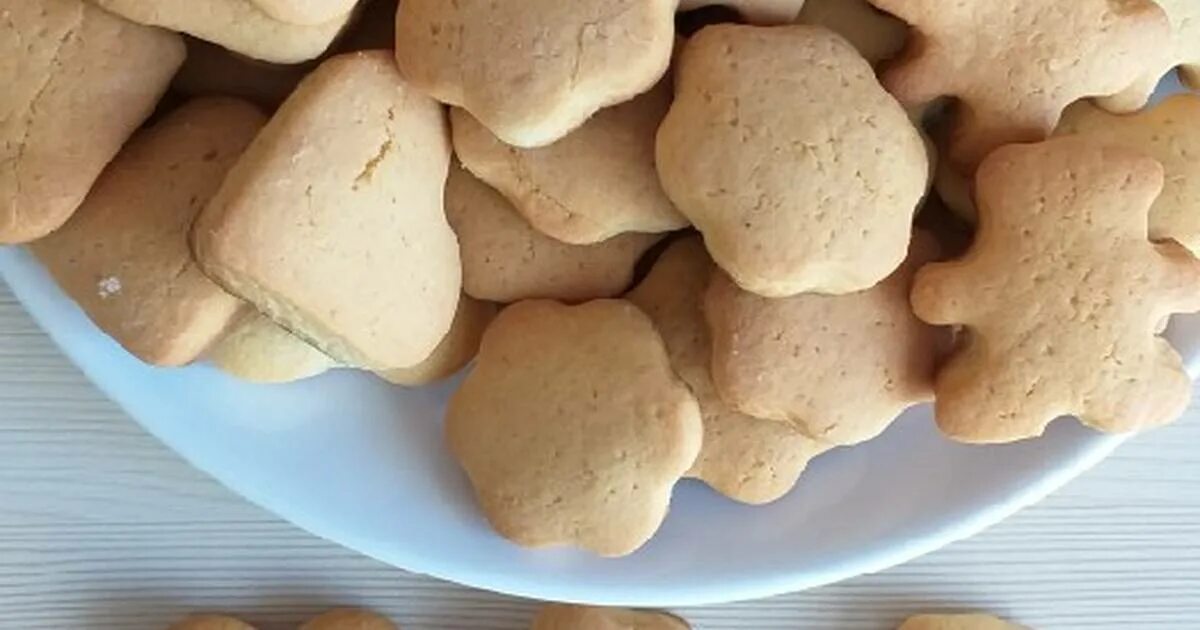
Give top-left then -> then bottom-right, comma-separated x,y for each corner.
452,80 -> 687,245
445,162 -> 660,303
912,136 -> 1200,444
657,24 -> 927,297
1096,0 -> 1200,112
1056,95 -> 1200,256
533,604 -> 690,630
395,0 -> 676,147
869,0 -> 1169,172
706,233 -> 941,445
446,299 -> 702,556
628,237 -> 831,504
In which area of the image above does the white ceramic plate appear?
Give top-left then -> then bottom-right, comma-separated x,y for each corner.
2,77 -> 1191,608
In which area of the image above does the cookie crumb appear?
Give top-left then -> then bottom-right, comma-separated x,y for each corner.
97,276 -> 122,299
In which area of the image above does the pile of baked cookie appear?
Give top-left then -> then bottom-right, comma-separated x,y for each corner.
4,0 -> 1198,557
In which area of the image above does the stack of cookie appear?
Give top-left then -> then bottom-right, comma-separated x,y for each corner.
3,0 -> 1199,556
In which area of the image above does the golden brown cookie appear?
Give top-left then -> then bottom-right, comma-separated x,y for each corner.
299,609 -> 397,630
168,614 -> 257,630
869,0 -> 1169,173
656,24 -> 927,298
208,312 -> 337,383
1,0 -> 184,244
194,52 -> 460,371
172,37 -> 313,110
446,299 -> 702,557
1096,0 -> 1200,113
797,0 -> 908,65
451,80 -> 687,245
898,613 -> 1028,630
628,237 -> 831,504
93,0 -> 352,63
251,0 -> 357,26
677,0 -> 806,25
394,0 -> 676,147
377,294 -> 497,386
445,162 -> 660,304
912,136 -> 1200,444
532,604 -> 690,630
31,98 -> 263,367
1056,95 -> 1200,256
706,232 -> 940,445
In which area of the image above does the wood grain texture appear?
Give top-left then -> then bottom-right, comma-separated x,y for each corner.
0,284 -> 1198,629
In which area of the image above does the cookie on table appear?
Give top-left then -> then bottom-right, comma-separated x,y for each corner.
93,0 -> 354,63
446,300 -> 702,557
394,0 -> 676,147
452,81 -> 687,245
377,294 -> 497,387
173,37 -> 313,110
532,604 -> 690,630
677,0 -> 806,25
250,0 -> 357,26
912,136 -> 1200,444
168,615 -> 257,630
797,0 -> 907,65
299,609 -> 397,630
1096,0 -> 1200,113
706,232 -> 940,445
1,0 -> 184,244
1056,95 -> 1200,256
446,163 -> 660,304
868,0 -> 1169,173
31,98 -> 263,367
628,237 -> 831,504
193,52 -> 460,371
656,24 -> 927,297
208,312 -> 337,383
898,613 -> 1028,630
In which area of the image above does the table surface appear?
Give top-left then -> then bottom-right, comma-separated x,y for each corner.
2,284 -> 1198,630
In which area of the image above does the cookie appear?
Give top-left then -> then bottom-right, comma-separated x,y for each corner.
193,52 -> 460,371
446,299 -> 702,556
706,232 -> 940,445
452,80 -> 687,245
172,37 -> 313,110
92,0 -> 353,63
911,136 -> 1200,444
250,0 -> 357,26
898,614 -> 1028,630
1,0 -> 184,244
394,0 -> 676,147
299,609 -> 397,630
1056,95 -> 1200,256
532,604 -> 690,630
168,615 -> 257,630
869,0 -> 1169,173
377,294 -> 497,386
445,162 -> 660,303
628,237 -> 831,504
31,98 -> 263,367
208,312 -> 337,383
797,0 -> 908,65
1095,0 -> 1200,113
656,24 -> 928,297
677,0 -> 806,25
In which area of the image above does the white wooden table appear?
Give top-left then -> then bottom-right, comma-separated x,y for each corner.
2,284 -> 1198,630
